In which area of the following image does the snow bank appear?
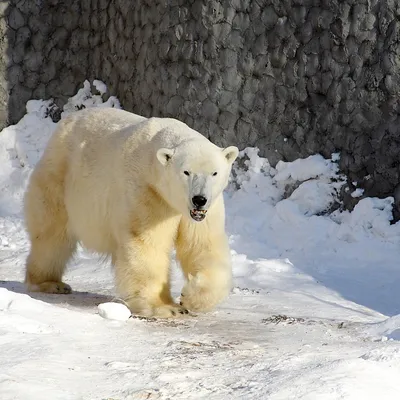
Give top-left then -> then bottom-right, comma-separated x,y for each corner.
228,147 -> 400,240
365,314 -> 400,341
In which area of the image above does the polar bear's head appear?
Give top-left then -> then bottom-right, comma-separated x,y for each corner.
156,140 -> 239,222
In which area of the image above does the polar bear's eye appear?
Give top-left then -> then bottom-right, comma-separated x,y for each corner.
212,172 -> 218,176
184,171 -> 190,176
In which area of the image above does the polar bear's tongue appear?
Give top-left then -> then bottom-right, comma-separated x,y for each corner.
190,209 -> 207,222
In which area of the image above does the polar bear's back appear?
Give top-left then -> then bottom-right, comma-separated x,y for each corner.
59,107 -> 147,144
65,107 -> 147,131
57,107 -> 209,153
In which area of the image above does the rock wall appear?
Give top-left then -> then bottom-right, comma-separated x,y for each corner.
2,0 -> 400,213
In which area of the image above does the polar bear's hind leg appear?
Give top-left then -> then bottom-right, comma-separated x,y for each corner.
24,162 -> 76,294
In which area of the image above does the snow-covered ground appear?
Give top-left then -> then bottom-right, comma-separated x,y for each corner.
1,81 -> 400,399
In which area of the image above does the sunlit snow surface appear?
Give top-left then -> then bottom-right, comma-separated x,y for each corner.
1,81 -> 400,399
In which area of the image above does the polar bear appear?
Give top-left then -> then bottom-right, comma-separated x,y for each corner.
23,107 -> 239,318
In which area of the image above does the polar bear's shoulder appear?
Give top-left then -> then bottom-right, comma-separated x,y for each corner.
145,117 -> 211,149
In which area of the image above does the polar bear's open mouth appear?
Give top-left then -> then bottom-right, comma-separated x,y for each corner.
190,209 -> 207,222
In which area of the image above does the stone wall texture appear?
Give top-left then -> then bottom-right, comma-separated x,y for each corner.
2,0 -> 400,214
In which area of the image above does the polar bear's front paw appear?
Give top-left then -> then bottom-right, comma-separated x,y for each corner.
180,291 -> 215,313
152,304 -> 190,319
127,299 -> 190,319
180,274 -> 229,313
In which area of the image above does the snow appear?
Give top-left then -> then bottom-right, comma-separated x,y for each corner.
274,153 -> 340,182
351,188 -> 365,198
62,79 -> 121,118
93,79 -> 108,95
1,80 -> 400,399
98,302 -> 132,321
365,315 -> 400,341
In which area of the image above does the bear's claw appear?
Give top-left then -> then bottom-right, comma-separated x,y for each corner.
131,304 -> 189,318
144,303 -> 190,319
27,281 -> 72,294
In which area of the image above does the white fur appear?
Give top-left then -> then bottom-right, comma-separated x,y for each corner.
23,107 -> 239,318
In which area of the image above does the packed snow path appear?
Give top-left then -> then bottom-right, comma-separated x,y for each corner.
1,82 -> 400,399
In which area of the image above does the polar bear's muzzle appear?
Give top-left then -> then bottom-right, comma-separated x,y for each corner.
190,195 -> 208,221
190,209 -> 207,222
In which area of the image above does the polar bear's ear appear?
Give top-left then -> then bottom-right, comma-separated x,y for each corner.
222,146 -> 239,164
156,148 -> 174,166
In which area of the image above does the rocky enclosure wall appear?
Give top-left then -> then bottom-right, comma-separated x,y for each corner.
2,0 -> 400,214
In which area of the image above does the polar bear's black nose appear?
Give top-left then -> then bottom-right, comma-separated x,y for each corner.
192,195 -> 207,208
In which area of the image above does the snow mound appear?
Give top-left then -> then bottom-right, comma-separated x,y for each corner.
365,314 -> 400,341
0,288 -> 58,334
335,197 -> 400,240
230,148 -> 345,219
98,302 -> 131,321
274,153 -> 340,182
62,79 -> 121,117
